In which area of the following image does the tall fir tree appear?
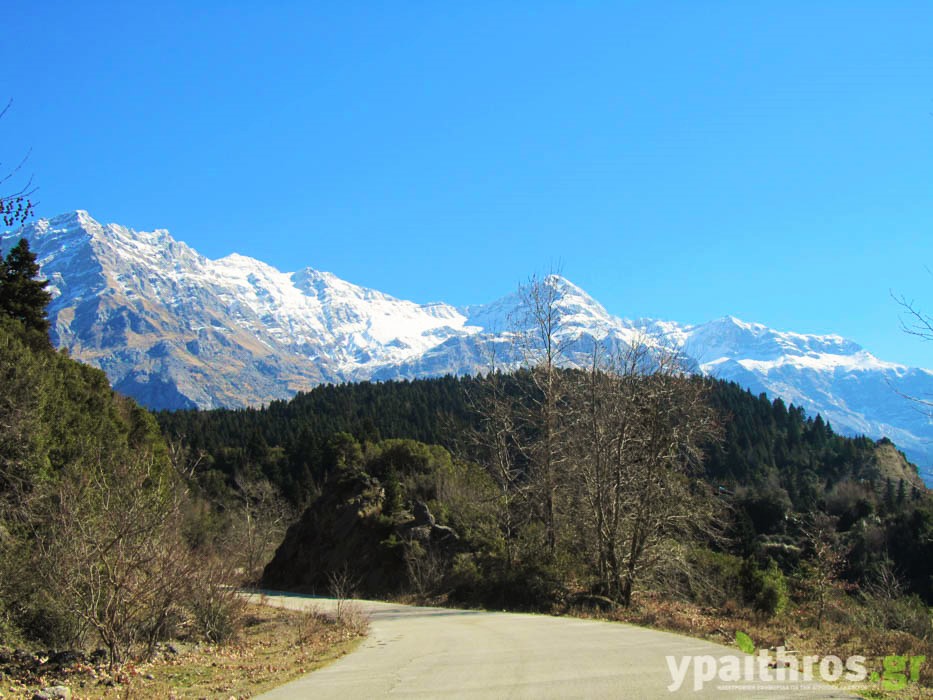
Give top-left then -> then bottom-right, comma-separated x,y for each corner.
0,238 -> 52,339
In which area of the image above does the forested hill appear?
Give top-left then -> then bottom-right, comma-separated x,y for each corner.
0,239 -> 254,660
156,373 -> 925,510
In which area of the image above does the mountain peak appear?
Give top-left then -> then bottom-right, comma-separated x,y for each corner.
541,273 -> 591,297
40,209 -> 100,231
540,275 -> 614,325
3,210 -> 89,238
722,315 -> 759,330
10,210 -> 933,482
72,209 -> 95,225
2,211 -> 100,263
44,209 -> 92,224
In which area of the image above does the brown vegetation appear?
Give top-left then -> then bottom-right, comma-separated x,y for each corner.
569,586 -> 932,697
0,602 -> 365,699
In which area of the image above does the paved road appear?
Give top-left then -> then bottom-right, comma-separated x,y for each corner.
254,592 -> 856,699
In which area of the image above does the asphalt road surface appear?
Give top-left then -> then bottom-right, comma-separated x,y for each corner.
254,592 -> 856,699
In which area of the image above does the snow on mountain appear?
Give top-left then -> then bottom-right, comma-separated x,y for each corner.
289,266 -> 478,374
669,316 -> 933,481
3,211 -> 932,483
4,212 -> 495,406
682,316 -> 864,366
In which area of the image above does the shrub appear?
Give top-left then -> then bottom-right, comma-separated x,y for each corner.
858,592 -> 932,641
186,559 -> 246,644
683,548 -> 744,606
32,451 -> 193,665
294,606 -> 329,647
334,601 -> 370,636
465,559 -> 567,611
740,557 -> 788,617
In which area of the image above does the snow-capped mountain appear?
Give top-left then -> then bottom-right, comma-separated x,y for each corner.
4,211 -> 932,482
674,316 -> 933,469
7,211 -> 482,408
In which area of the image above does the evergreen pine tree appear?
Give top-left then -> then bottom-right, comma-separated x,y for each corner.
0,239 -> 52,338
883,477 -> 895,512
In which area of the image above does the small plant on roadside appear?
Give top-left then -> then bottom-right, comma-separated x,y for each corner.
294,605 -> 328,647
186,557 -> 246,644
334,601 -> 370,636
327,565 -> 363,621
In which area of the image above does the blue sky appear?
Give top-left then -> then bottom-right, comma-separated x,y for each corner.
3,2 -> 932,366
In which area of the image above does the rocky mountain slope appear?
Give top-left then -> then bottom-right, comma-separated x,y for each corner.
4,211 -> 931,480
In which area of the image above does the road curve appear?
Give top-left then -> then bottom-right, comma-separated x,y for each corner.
253,592 -> 855,699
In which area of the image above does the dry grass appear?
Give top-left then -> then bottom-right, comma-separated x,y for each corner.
570,591 -> 932,699
1,603 -> 365,700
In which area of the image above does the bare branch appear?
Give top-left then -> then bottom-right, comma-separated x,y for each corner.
0,99 -> 38,227
892,291 -> 933,342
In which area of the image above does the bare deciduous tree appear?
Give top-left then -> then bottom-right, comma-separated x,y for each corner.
327,564 -> 366,628
37,451 -> 193,664
797,514 -> 846,631
404,537 -> 447,597
567,337 -> 722,605
466,368 -> 527,568
894,291 -> 933,343
510,272 -> 572,557
471,273 -> 723,605
229,476 -> 297,584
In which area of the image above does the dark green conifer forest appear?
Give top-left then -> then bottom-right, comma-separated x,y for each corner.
158,368 -> 932,610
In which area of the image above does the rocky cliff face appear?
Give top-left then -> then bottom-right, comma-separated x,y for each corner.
261,468 -> 402,594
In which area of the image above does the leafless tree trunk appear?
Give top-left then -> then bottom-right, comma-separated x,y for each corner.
566,337 -> 722,605
467,369 -> 526,568
511,272 -> 571,558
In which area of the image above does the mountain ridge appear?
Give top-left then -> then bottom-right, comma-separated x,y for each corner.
4,211 -> 931,482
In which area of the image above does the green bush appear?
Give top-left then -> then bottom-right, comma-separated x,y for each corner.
452,558 -> 566,611
684,548 -> 744,606
740,557 -> 788,617
447,552 -> 483,595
